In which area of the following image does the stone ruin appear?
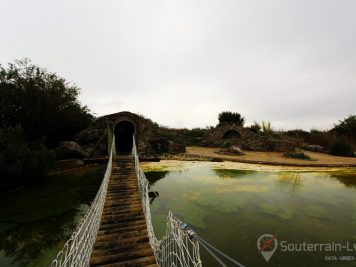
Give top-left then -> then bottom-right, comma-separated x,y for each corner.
56,111 -> 184,161
202,125 -> 297,152
55,111 -> 297,163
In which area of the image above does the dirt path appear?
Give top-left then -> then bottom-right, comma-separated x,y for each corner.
186,146 -> 356,167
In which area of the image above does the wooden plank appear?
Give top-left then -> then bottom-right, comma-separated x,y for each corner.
97,255 -> 157,267
90,156 -> 158,267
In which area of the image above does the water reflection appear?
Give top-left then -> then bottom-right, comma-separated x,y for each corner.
213,169 -> 255,179
275,172 -> 303,196
145,171 -> 168,205
145,171 -> 168,186
329,171 -> 356,188
0,209 -> 83,266
0,166 -> 104,267
148,191 -> 160,204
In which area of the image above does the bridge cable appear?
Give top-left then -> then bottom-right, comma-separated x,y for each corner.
194,235 -> 246,267
149,191 -> 246,267
197,238 -> 227,267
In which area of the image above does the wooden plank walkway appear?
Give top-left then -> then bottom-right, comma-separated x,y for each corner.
90,156 -> 158,267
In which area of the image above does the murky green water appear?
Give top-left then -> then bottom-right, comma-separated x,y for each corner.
0,166 -> 105,267
146,162 -> 356,267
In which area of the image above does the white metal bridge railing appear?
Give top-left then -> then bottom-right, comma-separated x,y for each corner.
49,135 -> 202,267
132,136 -> 202,267
50,136 -> 116,267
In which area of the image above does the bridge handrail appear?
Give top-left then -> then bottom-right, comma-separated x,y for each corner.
132,136 -> 202,267
49,134 -> 202,267
50,136 -> 116,267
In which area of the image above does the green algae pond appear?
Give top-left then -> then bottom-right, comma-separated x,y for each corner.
0,166 -> 105,267
144,161 -> 356,267
1,161 -> 356,267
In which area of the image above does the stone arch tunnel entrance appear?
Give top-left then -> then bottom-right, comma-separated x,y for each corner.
222,130 -> 241,139
114,120 -> 135,154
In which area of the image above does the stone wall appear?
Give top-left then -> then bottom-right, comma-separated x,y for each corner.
73,111 -> 189,159
202,125 -> 297,152
75,111 -> 161,158
59,112 -> 298,161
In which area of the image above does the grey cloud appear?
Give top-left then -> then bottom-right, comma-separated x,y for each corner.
1,0 -> 355,130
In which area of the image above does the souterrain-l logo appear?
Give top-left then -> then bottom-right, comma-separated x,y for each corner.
257,234 -> 278,262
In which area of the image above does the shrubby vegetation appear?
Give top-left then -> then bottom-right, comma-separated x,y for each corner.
157,126 -> 211,146
218,111 -> 245,126
216,112 -> 354,157
0,58 -> 93,148
285,115 -> 355,157
221,141 -> 231,148
328,138 -> 354,157
285,129 -> 310,140
0,126 -> 54,190
332,115 -> 356,142
247,121 -> 261,133
283,151 -> 313,161
261,121 -> 273,134
246,121 -> 275,135
0,59 -> 93,189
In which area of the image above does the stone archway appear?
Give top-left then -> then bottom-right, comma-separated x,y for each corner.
114,120 -> 135,154
222,129 -> 241,139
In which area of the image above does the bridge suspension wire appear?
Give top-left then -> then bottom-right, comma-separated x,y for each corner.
132,136 -> 202,267
194,235 -> 246,267
150,195 -> 246,267
172,214 -> 246,267
49,132 -> 244,267
50,136 -> 116,267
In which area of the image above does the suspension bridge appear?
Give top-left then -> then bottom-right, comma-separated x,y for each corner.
50,133 -> 246,267
50,135 -> 202,267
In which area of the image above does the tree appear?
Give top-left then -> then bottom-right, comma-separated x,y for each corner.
329,138 -> 353,157
218,111 -> 245,126
0,126 -> 54,189
332,115 -> 356,142
0,58 -> 94,148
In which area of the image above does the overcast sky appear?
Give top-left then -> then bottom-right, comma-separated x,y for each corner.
1,0 -> 355,130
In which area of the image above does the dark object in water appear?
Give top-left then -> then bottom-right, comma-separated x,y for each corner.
149,191 -> 159,204
149,191 -> 159,198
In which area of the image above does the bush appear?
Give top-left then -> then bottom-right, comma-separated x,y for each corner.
303,130 -> 336,149
332,115 -> 356,141
248,121 -> 261,133
328,138 -> 354,157
0,126 -> 54,189
188,128 -> 209,138
0,58 -> 93,148
283,151 -> 313,161
218,111 -> 245,126
285,129 -> 310,140
221,141 -> 231,148
261,121 -> 273,134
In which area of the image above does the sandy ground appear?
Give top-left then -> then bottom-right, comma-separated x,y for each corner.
186,146 -> 356,167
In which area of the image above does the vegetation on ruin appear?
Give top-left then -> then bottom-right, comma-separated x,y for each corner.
218,111 -> 245,126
